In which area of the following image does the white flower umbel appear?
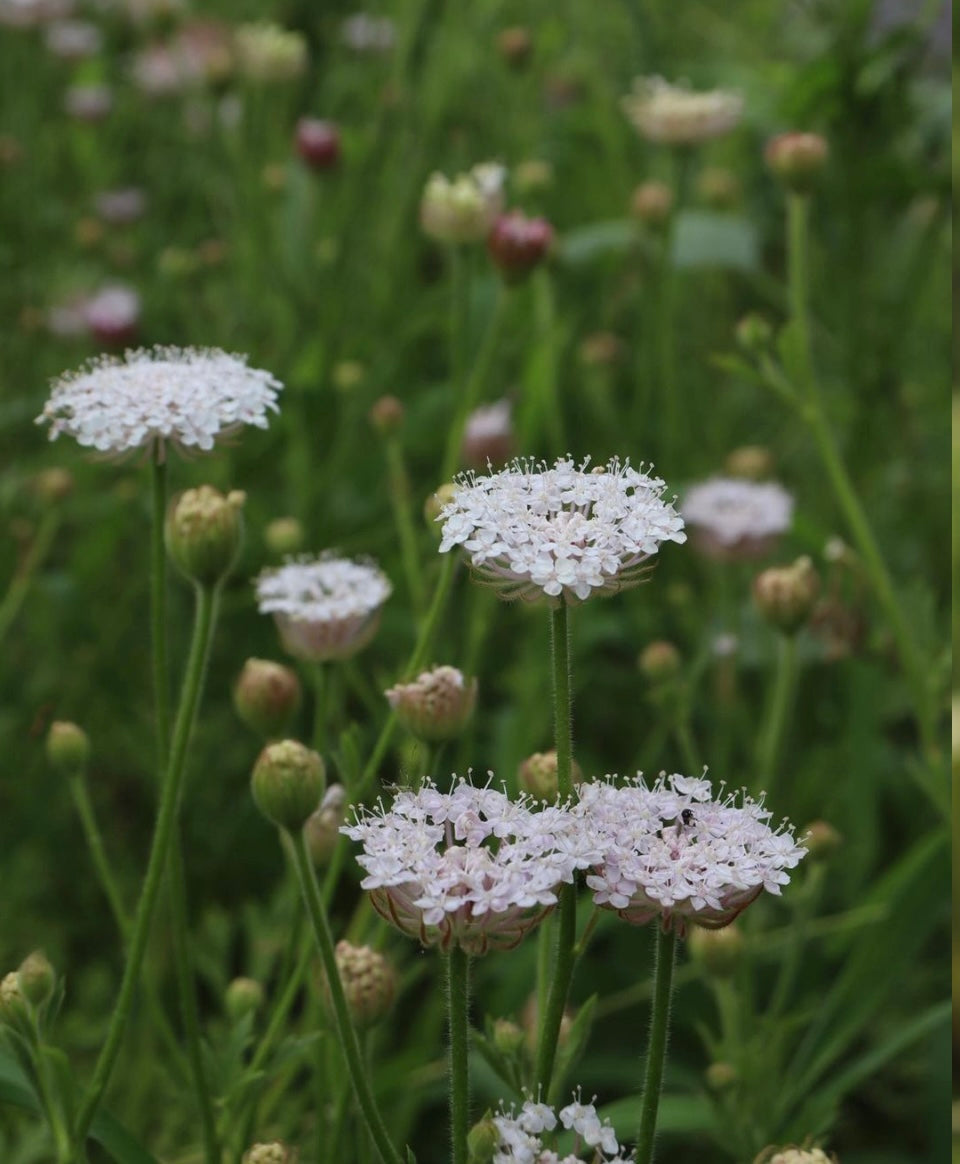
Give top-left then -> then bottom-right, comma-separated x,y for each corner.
621,76 -> 743,145
581,774 -> 806,932
37,346 -> 283,459
437,456 -> 686,604
341,780 -> 601,956
681,476 -> 793,560
492,1092 -> 627,1163
256,555 -> 392,663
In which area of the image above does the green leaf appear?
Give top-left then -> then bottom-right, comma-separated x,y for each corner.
557,220 -> 636,265
671,212 -> 759,271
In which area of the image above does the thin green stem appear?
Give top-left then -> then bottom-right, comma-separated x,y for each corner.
447,946 -> 470,1164
0,509 -> 60,649
385,434 -> 426,615
634,925 -> 678,1164
767,863 -> 825,1020
441,286 -> 508,483
151,457 -> 171,762
288,829 -> 404,1164
756,634 -> 797,794
312,663 -> 331,755
550,604 -> 573,798
68,775 -> 129,938
72,584 -> 219,1149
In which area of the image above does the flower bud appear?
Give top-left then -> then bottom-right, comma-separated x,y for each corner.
725,445 -> 774,481
225,976 -> 264,1022
234,658 -> 302,739
386,666 -> 477,741
304,784 -> 346,867
295,117 -> 341,171
765,132 -> 829,194
491,1018 -> 525,1056
706,1061 -> 738,1091
30,468 -> 74,504
697,166 -> 741,210
517,750 -> 582,801
687,923 -> 744,977
420,164 -> 505,245
468,1112 -> 500,1164
496,26 -> 533,69
264,516 -> 304,556
461,399 -> 514,469
326,941 -> 396,1029
753,556 -> 820,635
487,211 -> 554,283
736,313 -> 773,353
17,951 -> 55,1007
424,483 -> 458,531
251,740 -> 326,833
630,180 -> 673,228
46,721 -> 90,777
0,972 -> 27,1024
514,159 -> 553,194
638,640 -> 682,682
85,285 -> 140,347
166,486 -> 245,587
369,394 -> 404,436
332,360 -> 366,392
579,331 -> 623,368
801,820 -> 841,863
758,1149 -> 835,1164
242,1143 -> 298,1164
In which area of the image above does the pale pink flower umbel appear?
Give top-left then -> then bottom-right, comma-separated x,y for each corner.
37,345 -> 282,458
492,1092 -> 627,1163
256,555 -> 392,663
341,780 -> 601,956
580,774 -> 805,932
681,476 -> 793,560
437,456 -> 685,604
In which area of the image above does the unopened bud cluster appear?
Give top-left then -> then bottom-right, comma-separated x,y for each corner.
233,658 -> 302,739
251,739 -> 326,832
166,486 -> 245,586
638,640 -> 681,682
304,784 -> 347,866
385,665 -> 477,741
517,749 -> 581,801
242,1143 -> 298,1164
225,977 -> 264,1022
326,940 -> 396,1029
753,556 -> 820,634
765,132 -> 829,193
46,721 -> 90,777
631,180 -> 673,227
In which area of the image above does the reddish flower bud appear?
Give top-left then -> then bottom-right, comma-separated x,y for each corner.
295,118 -> 341,171
765,132 -> 829,193
487,211 -> 553,283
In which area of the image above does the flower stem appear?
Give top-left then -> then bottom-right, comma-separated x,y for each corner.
71,583 -> 219,1150
385,433 -> 426,615
446,945 -> 471,1164
441,285 -> 508,484
68,775 -> 129,939
634,925 -> 678,1164
536,603 -> 576,1097
151,456 -> 171,761
756,633 -> 797,794
0,509 -> 60,649
656,147 -> 693,473
288,828 -> 404,1164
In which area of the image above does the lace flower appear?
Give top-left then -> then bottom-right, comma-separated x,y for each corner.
621,76 -> 743,145
37,346 -> 282,458
491,1093 -> 626,1163
437,457 -> 686,604
256,555 -> 391,663
341,780 -> 601,955
681,476 -> 793,560
580,774 -> 806,932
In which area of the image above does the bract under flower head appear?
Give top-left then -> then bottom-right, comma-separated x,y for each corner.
37,346 -> 282,458
622,76 -> 743,145
437,456 -> 686,604
681,476 -> 793,560
341,779 -> 601,955
492,1092 -> 627,1163
256,554 -> 392,663
581,774 -> 805,932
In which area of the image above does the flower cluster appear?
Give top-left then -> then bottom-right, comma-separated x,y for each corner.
437,457 -> 686,603
341,780 -> 600,955
580,774 -> 806,931
256,555 -> 392,663
37,346 -> 283,458
621,76 -> 743,145
681,477 -> 793,558
385,665 -> 477,741
491,1094 -> 627,1163
420,162 -> 506,244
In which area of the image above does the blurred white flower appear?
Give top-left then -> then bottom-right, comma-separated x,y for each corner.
0,0 -> 73,29
63,83 -> 112,120
341,780 -> 601,955
83,284 -> 141,346
340,12 -> 395,53
682,476 -> 793,560
38,345 -> 283,457
234,23 -> 307,83
420,162 -> 506,244
256,555 -> 391,663
438,456 -> 686,604
45,19 -> 101,59
94,187 -> 147,225
581,774 -> 806,931
622,76 -> 743,145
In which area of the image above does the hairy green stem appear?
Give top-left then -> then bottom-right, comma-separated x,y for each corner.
288,828 -> 404,1164
756,633 -> 797,794
447,946 -> 470,1164
72,583 -> 219,1149
634,925 -> 678,1164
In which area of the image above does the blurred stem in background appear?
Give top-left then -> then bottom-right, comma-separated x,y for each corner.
756,632 -> 797,795
382,421 -> 426,616
657,147 -> 694,474
0,509 -> 60,650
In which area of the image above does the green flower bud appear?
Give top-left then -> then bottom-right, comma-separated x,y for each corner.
166,486 -> 245,587
630,180 -> 674,227
264,517 -> 304,556
17,951 -> 55,1007
424,483 -> 458,532
736,313 -> 773,353
46,721 -> 90,777
765,132 -> 829,194
242,1143 -> 298,1164
225,977 -> 264,1022
251,740 -> 326,833
325,941 -> 396,1029
706,1061 -> 738,1091
491,1018 -> 525,1056
801,820 -> 842,863
517,750 -> 583,802
725,445 -> 774,481
638,640 -> 682,682
0,972 -> 27,1024
688,923 -> 744,978
468,1112 -> 499,1164
753,556 -> 820,635
233,658 -> 302,739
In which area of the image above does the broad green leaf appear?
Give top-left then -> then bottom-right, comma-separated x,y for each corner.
671,212 -> 759,271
